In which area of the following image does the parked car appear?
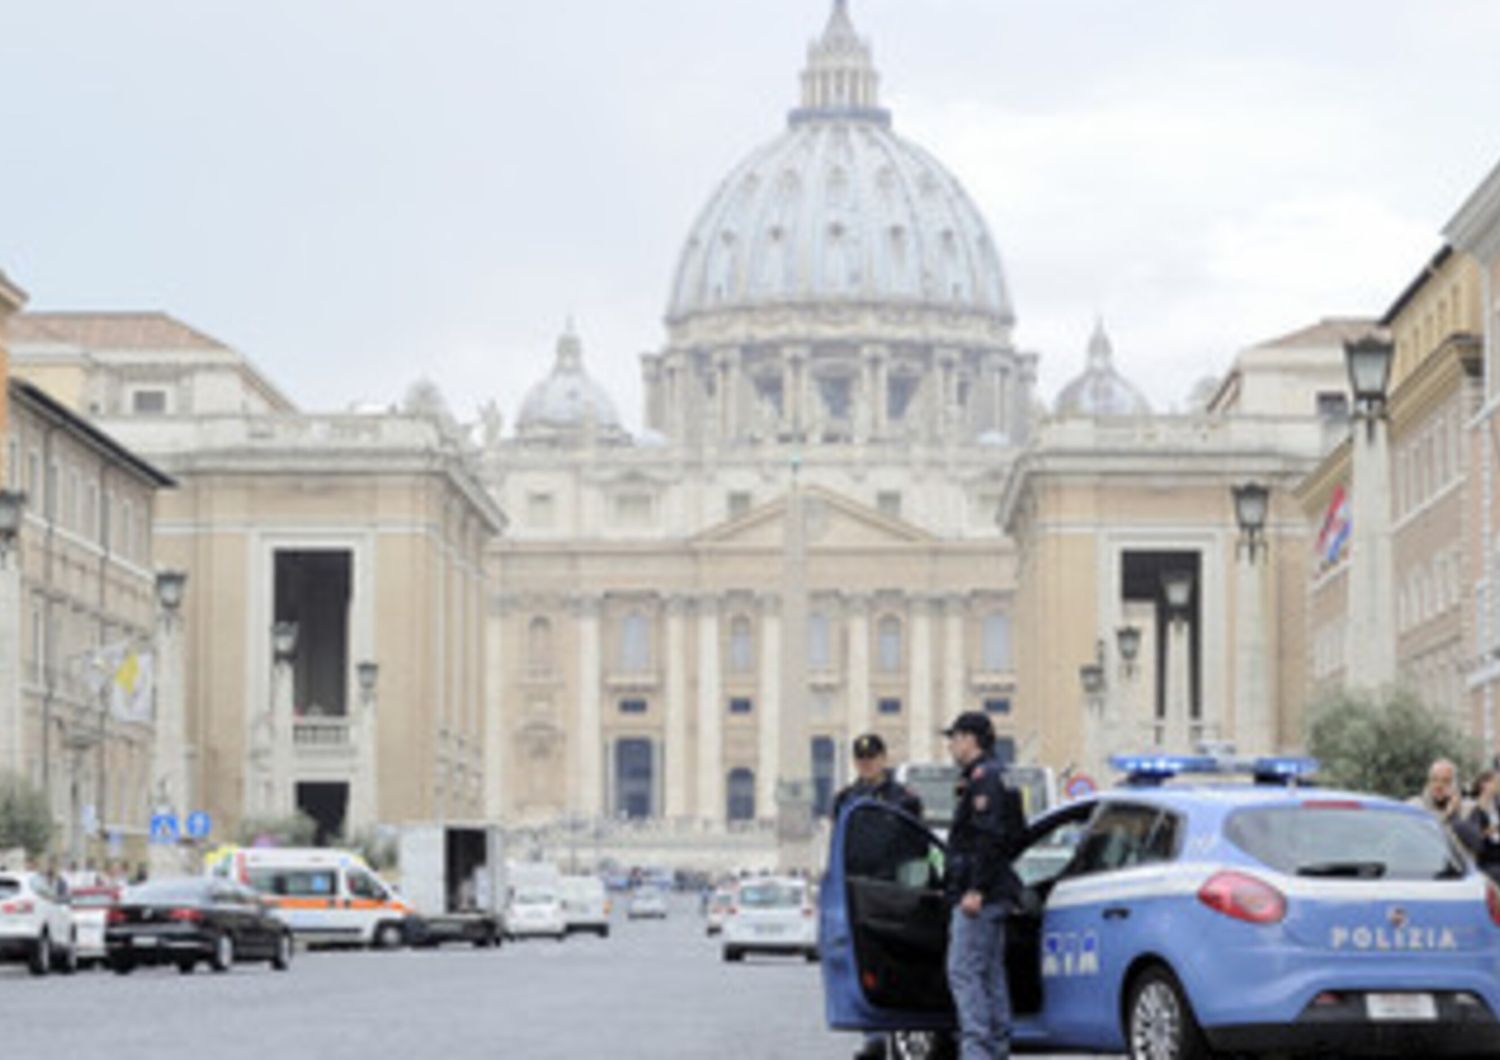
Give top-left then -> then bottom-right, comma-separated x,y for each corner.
69,885 -> 120,967
705,885 -> 736,936
627,887 -> 669,920
723,877 -> 817,962
0,871 -> 78,976
560,875 -> 611,937
822,753 -> 1500,1060
106,877 -> 293,975
507,887 -> 567,940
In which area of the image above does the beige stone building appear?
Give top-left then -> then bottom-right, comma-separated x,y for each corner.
11,314 -> 504,843
2,376 -> 172,866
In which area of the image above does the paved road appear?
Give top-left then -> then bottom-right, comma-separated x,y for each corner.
1,897 -> 1109,1059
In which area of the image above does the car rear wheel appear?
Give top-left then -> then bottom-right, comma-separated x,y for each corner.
723,947 -> 743,963
177,960 -> 197,975
54,935 -> 79,975
110,956 -> 135,975
891,1031 -> 956,1060
28,932 -> 51,976
373,922 -> 405,950
209,932 -> 234,973
270,932 -> 293,971
1125,965 -> 1212,1060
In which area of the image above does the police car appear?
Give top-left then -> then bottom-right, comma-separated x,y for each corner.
820,754 -> 1500,1059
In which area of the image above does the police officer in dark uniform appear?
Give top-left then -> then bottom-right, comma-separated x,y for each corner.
832,733 -> 923,822
943,711 -> 1025,1060
834,733 -> 923,1060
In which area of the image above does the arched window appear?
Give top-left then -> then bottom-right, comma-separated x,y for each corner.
619,611 -> 651,673
726,768 -> 756,822
527,617 -> 553,676
728,615 -> 754,674
877,615 -> 903,673
808,612 -> 832,671
982,612 -> 1012,672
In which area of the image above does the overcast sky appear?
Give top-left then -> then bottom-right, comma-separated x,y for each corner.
3,1 -> 1499,427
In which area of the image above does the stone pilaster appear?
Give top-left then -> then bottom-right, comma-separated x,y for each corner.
664,596 -> 691,818
942,595 -> 965,742
696,596 -> 723,822
757,594 -> 782,821
907,597 -> 934,762
573,594 -> 603,816
845,594 -> 871,738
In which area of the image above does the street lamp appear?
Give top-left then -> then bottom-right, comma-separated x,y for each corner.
1344,335 -> 1395,426
155,569 -> 187,618
1161,569 -> 1194,616
356,660 -> 379,699
1116,625 -> 1142,675
0,489 -> 26,566
1231,482 -> 1271,562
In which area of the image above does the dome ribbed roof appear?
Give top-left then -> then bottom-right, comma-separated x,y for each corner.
666,2 -> 1013,326
1055,321 -> 1151,417
516,326 -> 624,440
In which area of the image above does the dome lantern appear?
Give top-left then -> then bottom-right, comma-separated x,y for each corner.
1055,319 -> 1152,418
516,323 -> 626,445
791,0 -> 889,128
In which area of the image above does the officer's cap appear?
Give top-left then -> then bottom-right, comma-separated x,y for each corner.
852,733 -> 887,759
943,711 -> 995,747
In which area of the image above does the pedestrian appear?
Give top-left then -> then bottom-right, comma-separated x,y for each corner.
942,711 -> 1025,1060
1410,758 -> 1482,854
1467,770 -> 1500,882
833,733 -> 924,1060
832,733 -> 923,822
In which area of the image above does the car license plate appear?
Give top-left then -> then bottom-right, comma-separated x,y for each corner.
1365,993 -> 1437,1021
130,935 -> 158,949
753,925 -> 783,937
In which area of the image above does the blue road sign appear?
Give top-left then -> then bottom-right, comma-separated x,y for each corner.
185,811 -> 213,840
149,813 -> 181,845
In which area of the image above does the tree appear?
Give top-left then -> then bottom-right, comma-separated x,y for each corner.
1306,687 -> 1480,799
0,771 -> 55,859
236,811 -> 319,848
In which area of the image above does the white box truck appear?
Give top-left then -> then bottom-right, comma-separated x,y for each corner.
396,824 -> 508,948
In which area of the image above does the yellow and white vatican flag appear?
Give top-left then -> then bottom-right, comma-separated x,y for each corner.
109,648 -> 155,725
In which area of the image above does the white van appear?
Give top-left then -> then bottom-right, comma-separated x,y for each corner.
207,847 -> 416,949
559,875 -> 610,937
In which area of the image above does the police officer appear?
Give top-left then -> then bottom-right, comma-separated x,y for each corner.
834,733 -> 922,1060
832,733 -> 923,822
943,711 -> 1024,1060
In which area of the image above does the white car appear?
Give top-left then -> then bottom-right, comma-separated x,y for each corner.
626,887 -> 669,919
705,886 -> 736,936
507,888 -> 566,940
722,877 -> 816,963
0,871 -> 79,975
560,876 -> 611,937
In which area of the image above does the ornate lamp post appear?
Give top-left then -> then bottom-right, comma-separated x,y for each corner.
257,621 -> 298,817
1078,639 -> 1107,780
1231,483 -> 1273,754
1161,569 -> 1195,751
1342,335 -> 1397,690
152,570 -> 190,864
354,660 -> 379,831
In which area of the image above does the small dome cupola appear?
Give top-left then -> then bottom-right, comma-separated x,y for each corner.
790,0 -> 890,128
1054,319 -> 1153,417
516,321 -> 626,444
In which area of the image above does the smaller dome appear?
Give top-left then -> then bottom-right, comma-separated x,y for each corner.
516,325 -> 625,442
1055,320 -> 1151,417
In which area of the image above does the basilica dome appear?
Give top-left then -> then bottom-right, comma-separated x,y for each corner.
1055,321 -> 1152,417
516,325 -> 625,442
666,1 -> 1013,328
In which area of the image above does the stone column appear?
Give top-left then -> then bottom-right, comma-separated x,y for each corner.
1234,550 -> 1273,754
1016,353 -> 1040,444
1165,617 -> 1192,753
846,596 -> 871,740
942,596 -> 965,741
0,547 -> 22,776
152,597 -> 189,822
696,597 -> 723,823
483,593 -> 508,820
907,598 -> 934,762
1346,421 -> 1397,687
715,350 -> 736,442
574,596 -> 603,817
664,597 -> 690,819
353,679 -> 379,832
757,596 -> 781,821
268,650 -> 295,817
864,346 -> 888,438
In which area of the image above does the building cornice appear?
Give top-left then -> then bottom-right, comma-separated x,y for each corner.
1388,335 -> 1484,437
1445,158 -> 1500,261
0,269 -> 27,314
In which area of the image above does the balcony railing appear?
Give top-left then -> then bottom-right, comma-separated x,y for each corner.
293,716 -> 352,748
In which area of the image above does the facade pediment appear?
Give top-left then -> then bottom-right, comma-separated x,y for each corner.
693,485 -> 937,549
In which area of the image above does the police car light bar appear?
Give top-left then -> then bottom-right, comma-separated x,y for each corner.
1109,753 -> 1321,786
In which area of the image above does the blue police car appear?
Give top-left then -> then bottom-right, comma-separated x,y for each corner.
820,755 -> 1500,1059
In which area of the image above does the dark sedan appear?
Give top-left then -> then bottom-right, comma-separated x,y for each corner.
106,877 -> 293,975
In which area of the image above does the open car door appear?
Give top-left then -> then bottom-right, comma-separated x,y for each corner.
821,799 -> 955,1034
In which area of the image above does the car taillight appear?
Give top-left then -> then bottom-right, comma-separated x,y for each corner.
802,906 -> 814,918
168,907 -> 204,923
727,906 -> 739,917
1198,871 -> 1286,925
0,900 -> 35,916
106,907 -> 127,925
1486,879 -> 1500,928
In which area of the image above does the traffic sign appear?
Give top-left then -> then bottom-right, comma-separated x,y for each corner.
149,813 -> 180,845
1064,774 -> 1097,800
185,811 -> 213,840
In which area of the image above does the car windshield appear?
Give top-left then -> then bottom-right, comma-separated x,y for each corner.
1225,805 -> 1465,881
123,879 -> 212,905
738,882 -> 803,908
516,891 -> 555,905
711,891 -> 734,908
71,890 -> 118,908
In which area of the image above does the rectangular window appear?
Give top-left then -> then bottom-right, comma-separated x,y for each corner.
1315,391 -> 1349,419
615,493 -> 653,528
877,697 -> 903,716
728,697 -> 753,715
727,491 -> 752,519
984,697 -> 1011,715
993,737 -> 1016,765
131,389 -> 168,414
526,492 -> 555,528
618,698 -> 648,715
5,439 -> 17,485
876,491 -> 902,519
27,450 -> 40,499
